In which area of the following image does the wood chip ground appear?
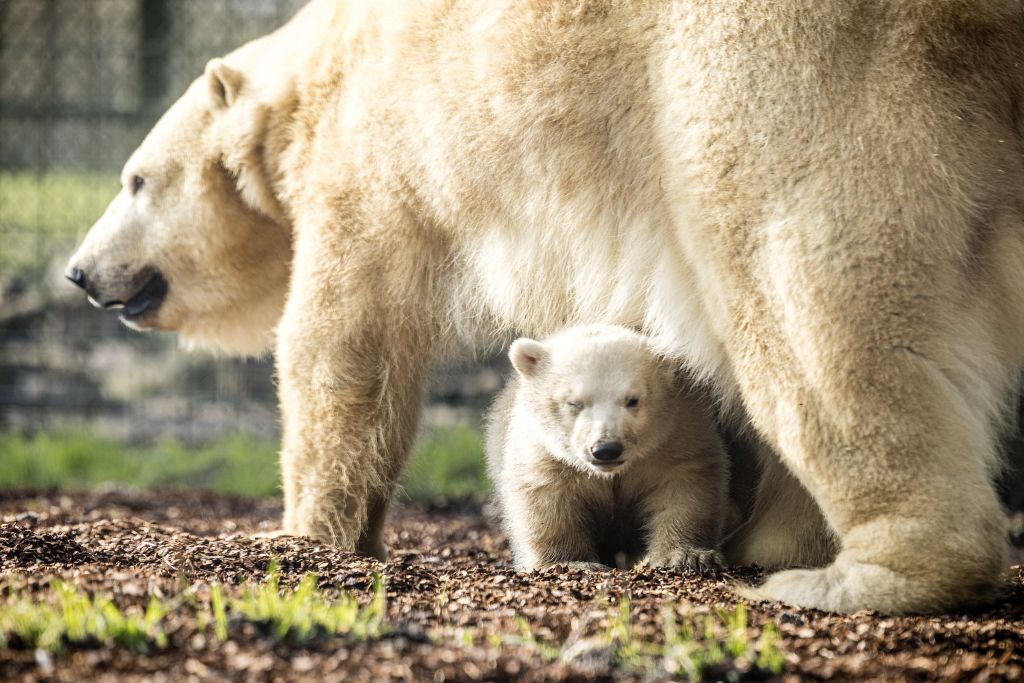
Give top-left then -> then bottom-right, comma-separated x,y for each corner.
1,489 -> 1022,681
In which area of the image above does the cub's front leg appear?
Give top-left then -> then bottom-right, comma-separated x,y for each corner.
499,461 -> 609,571
636,456 -> 730,573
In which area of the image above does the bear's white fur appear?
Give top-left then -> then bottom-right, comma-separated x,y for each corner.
68,0 -> 1023,613
487,325 -> 729,572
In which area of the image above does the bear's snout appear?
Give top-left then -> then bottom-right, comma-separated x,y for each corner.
64,260 -> 169,324
590,441 -> 624,463
65,267 -> 87,291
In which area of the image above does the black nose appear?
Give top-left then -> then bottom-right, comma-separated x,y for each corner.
65,267 -> 87,290
591,442 -> 624,461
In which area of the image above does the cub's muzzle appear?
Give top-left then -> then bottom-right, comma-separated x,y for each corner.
589,441 -> 625,470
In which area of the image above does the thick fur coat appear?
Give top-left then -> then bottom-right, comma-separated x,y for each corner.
486,326 -> 729,572
68,0 -> 1024,613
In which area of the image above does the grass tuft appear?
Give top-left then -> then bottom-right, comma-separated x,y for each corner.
210,583 -> 229,642
232,561 -> 387,642
0,580 -> 167,654
0,565 -> 388,655
496,598 -> 786,680
602,599 -> 785,680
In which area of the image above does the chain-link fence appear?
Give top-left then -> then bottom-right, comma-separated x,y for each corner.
1,1 -> 306,444
2,0 -> 305,170
0,0 -> 499,449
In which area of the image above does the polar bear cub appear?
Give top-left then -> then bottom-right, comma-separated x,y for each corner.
486,325 -> 729,572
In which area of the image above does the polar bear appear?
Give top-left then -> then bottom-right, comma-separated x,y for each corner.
66,0 -> 1023,613
486,326 -> 728,572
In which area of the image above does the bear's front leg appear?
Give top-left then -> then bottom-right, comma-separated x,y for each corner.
275,216 -> 442,558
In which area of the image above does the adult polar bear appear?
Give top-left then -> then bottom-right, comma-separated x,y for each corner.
66,0 -> 1023,614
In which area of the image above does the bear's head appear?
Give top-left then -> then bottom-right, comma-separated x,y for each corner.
65,58 -> 293,356
510,325 -> 682,477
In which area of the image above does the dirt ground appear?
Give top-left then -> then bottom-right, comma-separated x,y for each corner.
1,489 -> 1022,682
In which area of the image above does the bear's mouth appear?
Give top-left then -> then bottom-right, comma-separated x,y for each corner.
119,270 -> 168,322
589,459 -> 625,473
76,266 -> 169,325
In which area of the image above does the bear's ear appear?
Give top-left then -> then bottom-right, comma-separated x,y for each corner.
205,58 -> 244,108
510,338 -> 547,379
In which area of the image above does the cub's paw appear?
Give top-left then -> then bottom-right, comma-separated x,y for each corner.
521,560 -> 609,573
644,548 -> 723,574
561,561 -> 612,572
251,529 -> 293,540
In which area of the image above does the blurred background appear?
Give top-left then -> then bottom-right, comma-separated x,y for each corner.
0,0 -> 495,503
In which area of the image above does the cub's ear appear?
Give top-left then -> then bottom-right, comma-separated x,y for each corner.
205,58 -> 244,108
510,338 -> 546,379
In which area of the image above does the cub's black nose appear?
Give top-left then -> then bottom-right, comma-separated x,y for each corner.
65,267 -> 87,290
591,442 -> 624,461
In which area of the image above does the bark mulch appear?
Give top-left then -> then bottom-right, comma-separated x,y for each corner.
1,488 -> 1022,681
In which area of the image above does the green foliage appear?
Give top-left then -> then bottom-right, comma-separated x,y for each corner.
494,599 -> 785,680
0,427 -> 489,502
0,565 -> 387,655
0,580 -> 167,654
1,571 -> 786,677
755,622 -> 786,674
232,562 -> 386,642
210,584 -> 229,642
400,425 -> 488,501
0,171 -> 119,282
506,616 -> 560,661
604,600 -> 786,681
0,432 -> 280,498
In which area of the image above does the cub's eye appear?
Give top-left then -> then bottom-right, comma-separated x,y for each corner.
131,175 -> 145,196
566,400 -> 583,411
625,397 -> 640,408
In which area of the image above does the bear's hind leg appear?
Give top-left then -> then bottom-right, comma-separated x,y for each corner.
740,346 -> 1008,612
725,220 -> 1011,613
724,439 -> 838,570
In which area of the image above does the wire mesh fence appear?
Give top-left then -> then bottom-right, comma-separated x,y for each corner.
2,0 -> 306,170
0,0 -> 502,456
0,0 -> 501,454
1,0 -> 311,445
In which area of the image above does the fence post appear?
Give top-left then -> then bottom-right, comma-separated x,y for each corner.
140,0 -> 170,113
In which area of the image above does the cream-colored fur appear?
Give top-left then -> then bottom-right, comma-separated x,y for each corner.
722,425 -> 840,570
66,56 -> 294,356
486,326 -> 728,571
68,0 -> 1024,613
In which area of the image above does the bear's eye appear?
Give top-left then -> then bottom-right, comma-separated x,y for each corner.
131,175 -> 145,196
625,397 -> 640,408
566,400 -> 583,411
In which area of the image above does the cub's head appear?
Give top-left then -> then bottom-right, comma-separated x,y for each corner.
65,58 -> 292,356
510,325 -> 680,477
